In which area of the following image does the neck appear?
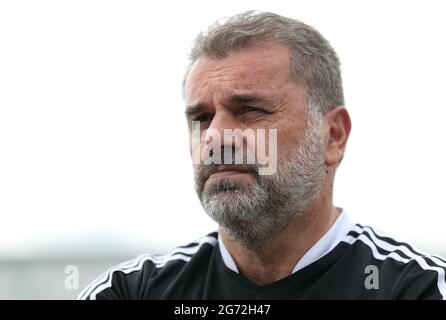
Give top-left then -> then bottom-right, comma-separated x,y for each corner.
219,203 -> 341,285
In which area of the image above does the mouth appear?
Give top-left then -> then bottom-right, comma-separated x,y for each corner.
204,165 -> 256,184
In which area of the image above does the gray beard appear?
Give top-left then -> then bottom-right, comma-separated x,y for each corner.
195,109 -> 326,252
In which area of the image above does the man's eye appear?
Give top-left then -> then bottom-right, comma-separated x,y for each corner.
241,106 -> 261,114
194,113 -> 212,123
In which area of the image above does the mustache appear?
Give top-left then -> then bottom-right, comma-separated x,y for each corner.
195,161 -> 260,195
194,145 -> 263,196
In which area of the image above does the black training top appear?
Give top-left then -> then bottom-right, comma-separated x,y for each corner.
78,213 -> 446,300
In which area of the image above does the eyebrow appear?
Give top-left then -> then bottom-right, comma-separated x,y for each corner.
227,92 -> 274,105
185,92 -> 275,117
185,104 -> 205,117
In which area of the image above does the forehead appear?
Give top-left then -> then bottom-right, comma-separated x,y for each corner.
185,43 -> 293,104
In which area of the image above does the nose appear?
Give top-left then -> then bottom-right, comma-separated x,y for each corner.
201,110 -> 244,164
207,109 -> 238,138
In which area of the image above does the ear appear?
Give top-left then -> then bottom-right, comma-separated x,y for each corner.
325,106 -> 352,167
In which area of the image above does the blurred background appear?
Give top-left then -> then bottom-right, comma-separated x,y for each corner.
1,0 -> 445,299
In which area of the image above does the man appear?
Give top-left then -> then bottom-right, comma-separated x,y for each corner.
79,11 -> 446,300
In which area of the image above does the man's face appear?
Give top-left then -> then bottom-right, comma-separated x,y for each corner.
184,43 -> 327,249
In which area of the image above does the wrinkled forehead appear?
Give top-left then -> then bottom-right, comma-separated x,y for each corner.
184,44 -> 294,104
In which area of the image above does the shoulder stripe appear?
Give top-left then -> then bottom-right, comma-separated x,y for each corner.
77,253 -> 146,300
78,235 -> 217,300
363,224 -> 446,265
358,231 -> 412,260
174,232 -> 218,249
352,225 -> 446,268
343,225 -> 446,299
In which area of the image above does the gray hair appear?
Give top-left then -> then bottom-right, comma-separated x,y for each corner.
184,11 -> 344,114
